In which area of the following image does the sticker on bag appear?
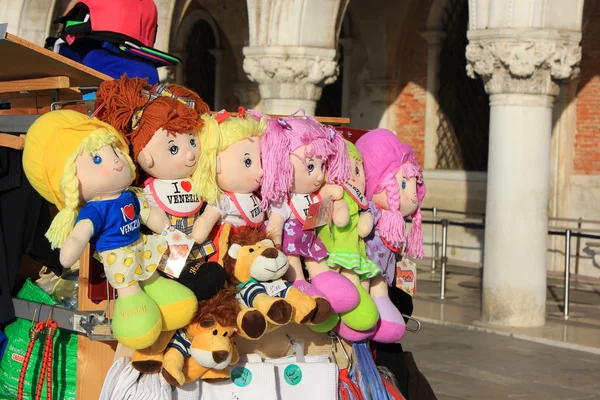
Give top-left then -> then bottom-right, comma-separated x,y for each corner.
231,367 -> 253,387
395,258 -> 417,296
283,364 -> 303,385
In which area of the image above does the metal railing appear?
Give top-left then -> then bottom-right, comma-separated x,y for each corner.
419,207 -> 600,320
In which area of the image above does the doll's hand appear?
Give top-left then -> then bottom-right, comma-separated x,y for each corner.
191,206 -> 221,244
332,199 -> 350,228
59,220 -> 94,268
357,211 -> 374,238
321,184 -> 344,201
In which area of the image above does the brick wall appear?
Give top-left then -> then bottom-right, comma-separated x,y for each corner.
392,4 -> 429,167
574,2 -> 600,175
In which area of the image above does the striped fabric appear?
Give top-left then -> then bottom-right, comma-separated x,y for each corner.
166,328 -> 192,357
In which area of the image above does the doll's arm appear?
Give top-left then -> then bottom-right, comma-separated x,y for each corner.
357,211 -> 374,238
141,206 -> 171,234
332,199 -> 350,228
319,184 -> 344,201
190,206 -> 221,244
60,220 -> 94,268
265,212 -> 285,246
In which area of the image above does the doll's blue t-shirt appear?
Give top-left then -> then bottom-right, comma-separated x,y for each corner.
75,191 -> 142,252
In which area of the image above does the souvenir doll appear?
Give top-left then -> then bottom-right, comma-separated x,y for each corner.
260,111 -> 359,314
355,129 -> 425,343
22,110 -> 197,349
95,76 -> 226,300
188,108 -> 266,258
315,139 -> 381,337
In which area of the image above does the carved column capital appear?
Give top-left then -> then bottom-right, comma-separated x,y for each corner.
242,46 -> 338,104
466,29 -> 582,96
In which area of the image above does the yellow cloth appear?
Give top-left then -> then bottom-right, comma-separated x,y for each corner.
22,109 -> 129,210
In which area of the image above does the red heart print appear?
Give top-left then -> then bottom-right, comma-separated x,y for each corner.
124,204 -> 135,220
180,180 -> 192,193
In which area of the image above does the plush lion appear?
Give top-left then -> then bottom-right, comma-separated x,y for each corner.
221,227 -> 329,340
161,289 -> 241,386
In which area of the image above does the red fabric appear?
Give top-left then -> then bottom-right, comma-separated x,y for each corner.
69,0 -> 158,47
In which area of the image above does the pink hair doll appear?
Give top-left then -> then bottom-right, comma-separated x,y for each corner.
261,111 -> 360,314
353,129 -> 425,343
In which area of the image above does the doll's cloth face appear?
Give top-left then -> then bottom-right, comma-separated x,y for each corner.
347,158 -> 366,195
399,175 -> 418,217
138,128 -> 200,180
371,171 -> 418,216
216,137 -> 263,194
77,145 -> 133,201
290,145 -> 325,194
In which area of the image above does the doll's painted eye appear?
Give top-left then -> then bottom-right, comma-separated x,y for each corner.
169,145 -> 179,155
307,164 -> 315,173
92,155 -> 102,165
355,166 -> 360,176
321,163 -> 325,171
244,158 -> 252,168
401,180 -> 407,190
190,137 -> 197,147
213,329 -> 218,335
112,148 -> 119,158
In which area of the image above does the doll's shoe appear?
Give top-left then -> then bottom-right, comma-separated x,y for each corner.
339,284 -> 379,331
310,271 -> 359,313
178,261 -> 226,301
369,296 -> 406,343
142,276 -> 198,331
308,312 -> 340,333
335,321 -> 377,342
112,291 -> 162,349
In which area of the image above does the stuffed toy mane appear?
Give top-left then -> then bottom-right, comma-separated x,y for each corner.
161,289 -> 241,386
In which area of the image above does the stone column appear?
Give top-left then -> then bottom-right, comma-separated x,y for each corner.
243,47 -> 338,115
466,30 -> 581,327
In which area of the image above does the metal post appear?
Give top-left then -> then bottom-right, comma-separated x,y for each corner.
440,219 -> 449,300
564,229 -> 571,320
431,207 -> 438,272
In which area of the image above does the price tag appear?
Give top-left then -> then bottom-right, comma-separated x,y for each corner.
159,227 -> 195,278
264,279 -> 289,297
302,198 -> 333,230
395,258 -> 417,296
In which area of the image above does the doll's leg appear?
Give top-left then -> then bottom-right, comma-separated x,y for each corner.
305,259 -> 359,313
338,271 -> 379,331
111,282 -> 162,349
141,271 -> 198,331
368,275 -> 406,343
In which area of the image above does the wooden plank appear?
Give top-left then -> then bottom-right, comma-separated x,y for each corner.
0,76 -> 70,94
76,245 -> 116,400
0,32 -> 110,87
209,111 -> 350,124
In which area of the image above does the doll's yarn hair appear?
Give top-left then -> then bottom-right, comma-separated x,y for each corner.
192,289 -> 240,329
192,111 -> 267,206
346,140 -> 363,162
356,129 -> 426,258
45,129 -> 136,249
260,112 -> 350,209
95,75 -> 210,161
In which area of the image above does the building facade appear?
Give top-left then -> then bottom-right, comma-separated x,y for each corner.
1,0 -> 598,327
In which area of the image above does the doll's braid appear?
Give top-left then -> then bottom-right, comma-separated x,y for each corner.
377,175 -> 406,245
45,160 -> 81,249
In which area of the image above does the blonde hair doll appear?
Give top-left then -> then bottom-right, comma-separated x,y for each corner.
23,110 -> 197,350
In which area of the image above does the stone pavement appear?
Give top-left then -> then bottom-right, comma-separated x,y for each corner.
402,322 -> 600,400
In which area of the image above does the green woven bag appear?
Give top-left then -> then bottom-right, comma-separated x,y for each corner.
0,279 -> 78,400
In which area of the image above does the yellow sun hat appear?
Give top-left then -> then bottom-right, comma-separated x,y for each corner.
23,109 -> 129,210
